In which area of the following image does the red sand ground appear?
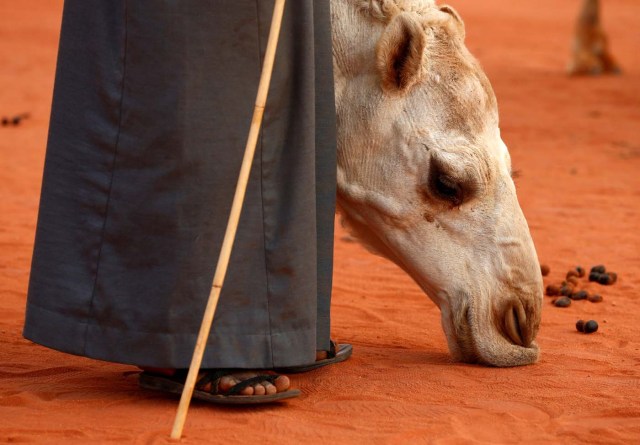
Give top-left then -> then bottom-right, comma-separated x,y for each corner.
1,1 -> 639,444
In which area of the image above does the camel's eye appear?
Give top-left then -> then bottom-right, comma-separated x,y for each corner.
424,153 -> 475,207
433,174 -> 463,206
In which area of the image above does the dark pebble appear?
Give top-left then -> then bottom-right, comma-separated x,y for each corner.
11,116 -> 21,125
591,265 -> 606,274
553,297 -> 571,307
546,284 -> 561,296
584,320 -> 598,334
1,117 -> 8,126
588,294 -> 603,303
576,319 -> 585,332
589,271 -> 601,282
540,264 -> 550,276
571,290 -> 588,300
575,266 -> 585,278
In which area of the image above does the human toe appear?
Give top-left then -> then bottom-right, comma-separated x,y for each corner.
273,375 -> 290,393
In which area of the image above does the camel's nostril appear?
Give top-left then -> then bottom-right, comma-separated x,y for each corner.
503,301 -> 532,347
504,307 -> 523,346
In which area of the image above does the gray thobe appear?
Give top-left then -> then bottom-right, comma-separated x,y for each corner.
23,0 -> 337,369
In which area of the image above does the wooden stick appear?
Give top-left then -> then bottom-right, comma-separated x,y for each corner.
170,0 -> 286,439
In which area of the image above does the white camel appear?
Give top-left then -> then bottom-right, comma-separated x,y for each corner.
332,0 -> 543,367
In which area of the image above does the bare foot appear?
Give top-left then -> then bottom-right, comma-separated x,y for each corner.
140,367 -> 291,396
215,373 -> 290,396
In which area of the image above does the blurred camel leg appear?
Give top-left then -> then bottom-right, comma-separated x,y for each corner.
567,0 -> 621,75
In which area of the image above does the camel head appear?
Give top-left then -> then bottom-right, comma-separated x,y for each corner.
331,0 -> 543,366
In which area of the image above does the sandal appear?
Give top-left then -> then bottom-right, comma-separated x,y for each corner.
275,341 -> 353,374
139,369 -> 300,405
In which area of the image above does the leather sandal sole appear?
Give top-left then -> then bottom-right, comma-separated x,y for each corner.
275,342 -> 353,374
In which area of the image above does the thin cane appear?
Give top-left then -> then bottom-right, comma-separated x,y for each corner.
171,0 -> 287,439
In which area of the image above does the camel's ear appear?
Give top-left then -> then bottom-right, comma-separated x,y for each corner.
439,5 -> 465,40
376,12 -> 426,93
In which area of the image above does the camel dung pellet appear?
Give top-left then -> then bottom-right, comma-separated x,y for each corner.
589,271 -> 601,282
11,116 -> 21,125
540,264 -> 550,276
553,296 -> 571,307
608,272 -> 617,284
567,276 -> 580,286
566,270 -> 579,279
588,294 -> 603,303
571,290 -> 588,300
584,320 -> 598,334
1,117 -> 8,126
591,265 -> 606,274
560,285 -> 574,296
576,319 -> 585,332
575,266 -> 585,278
597,273 -> 616,285
546,284 -> 561,296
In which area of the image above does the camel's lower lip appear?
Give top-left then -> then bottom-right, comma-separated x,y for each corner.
451,341 -> 540,367
465,340 -> 540,367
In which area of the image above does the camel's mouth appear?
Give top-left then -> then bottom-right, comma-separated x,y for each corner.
441,296 -> 540,367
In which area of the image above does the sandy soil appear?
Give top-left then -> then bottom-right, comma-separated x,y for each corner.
1,1 -> 639,443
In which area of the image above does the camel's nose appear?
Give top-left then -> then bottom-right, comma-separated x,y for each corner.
502,299 -> 535,347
